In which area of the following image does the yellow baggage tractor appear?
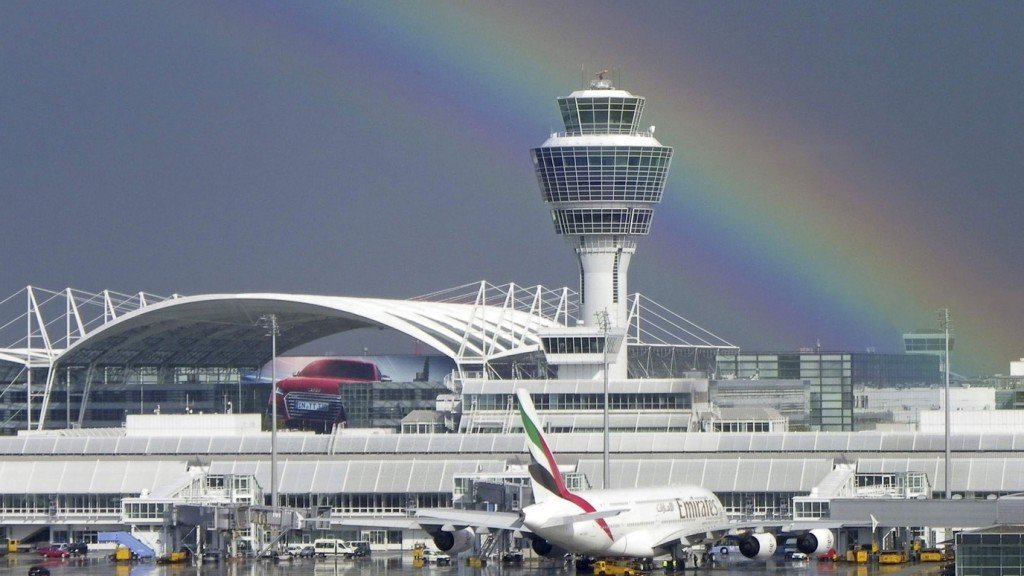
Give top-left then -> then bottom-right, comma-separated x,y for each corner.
920,548 -> 952,562
878,550 -> 907,564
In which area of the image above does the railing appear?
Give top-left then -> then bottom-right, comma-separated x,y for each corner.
548,130 -> 656,139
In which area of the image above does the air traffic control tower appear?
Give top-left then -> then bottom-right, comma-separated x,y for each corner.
531,75 -> 673,380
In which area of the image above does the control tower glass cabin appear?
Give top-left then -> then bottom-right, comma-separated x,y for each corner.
531,77 -> 673,379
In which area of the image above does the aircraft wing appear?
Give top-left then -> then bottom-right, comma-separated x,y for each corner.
330,516 -> 423,530
330,509 -> 524,533
415,508 -> 525,532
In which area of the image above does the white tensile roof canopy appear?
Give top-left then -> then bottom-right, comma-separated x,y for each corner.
54,282 -> 573,370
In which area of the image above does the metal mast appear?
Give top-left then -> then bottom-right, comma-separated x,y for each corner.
941,308 -> 951,499
259,313 -> 280,509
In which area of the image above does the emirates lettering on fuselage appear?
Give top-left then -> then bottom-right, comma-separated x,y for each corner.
675,497 -> 719,519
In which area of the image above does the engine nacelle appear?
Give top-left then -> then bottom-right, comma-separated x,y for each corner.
530,536 -> 568,559
738,532 -> 777,560
796,529 -> 835,556
431,528 -> 475,554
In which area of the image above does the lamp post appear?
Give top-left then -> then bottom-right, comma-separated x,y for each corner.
940,309 -> 951,499
259,314 -> 280,509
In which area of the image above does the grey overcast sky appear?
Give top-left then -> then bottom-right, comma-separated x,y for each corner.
2,1 -> 1022,374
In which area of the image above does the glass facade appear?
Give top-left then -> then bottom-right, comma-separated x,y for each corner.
552,207 -> 653,235
717,492 -> 795,520
337,382 -> 448,430
467,392 -> 691,412
903,331 -> 954,353
717,352 -> 853,431
851,353 -> 940,386
557,96 -> 645,135
0,368 -> 267,435
542,336 -> 606,354
957,529 -> 1024,576
532,146 -> 672,203
0,493 -> 122,520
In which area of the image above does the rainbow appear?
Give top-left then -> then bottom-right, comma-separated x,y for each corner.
178,3 -> 1018,375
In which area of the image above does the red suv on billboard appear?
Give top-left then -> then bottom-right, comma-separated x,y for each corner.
271,359 -> 382,432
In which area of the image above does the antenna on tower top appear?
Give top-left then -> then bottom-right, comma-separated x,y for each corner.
591,69 -> 613,89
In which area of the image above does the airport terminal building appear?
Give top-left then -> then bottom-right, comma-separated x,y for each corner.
1,79 -> 1022,558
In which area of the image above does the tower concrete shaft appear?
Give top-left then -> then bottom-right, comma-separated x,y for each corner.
531,78 -> 673,329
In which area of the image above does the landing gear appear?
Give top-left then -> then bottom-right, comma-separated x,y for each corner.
663,544 -> 688,572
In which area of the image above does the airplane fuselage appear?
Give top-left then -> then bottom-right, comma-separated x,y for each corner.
523,485 -> 727,558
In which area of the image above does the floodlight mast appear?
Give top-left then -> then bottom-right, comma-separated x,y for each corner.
941,308 -> 951,499
258,313 -> 280,509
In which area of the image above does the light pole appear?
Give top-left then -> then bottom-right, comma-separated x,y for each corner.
259,314 -> 280,509
940,309 -> 951,499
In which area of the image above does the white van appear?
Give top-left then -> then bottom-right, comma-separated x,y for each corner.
313,539 -> 357,558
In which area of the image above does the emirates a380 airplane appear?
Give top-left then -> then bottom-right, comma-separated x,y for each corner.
356,388 -> 836,561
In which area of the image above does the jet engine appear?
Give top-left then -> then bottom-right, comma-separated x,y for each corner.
796,529 -> 834,556
738,532 -> 777,560
530,536 -> 568,559
431,528 -> 475,554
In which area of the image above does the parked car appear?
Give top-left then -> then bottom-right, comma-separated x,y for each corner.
37,545 -> 72,558
420,549 -> 451,565
295,545 -> 315,559
348,541 -> 371,558
201,549 -> 223,562
28,567 -> 50,576
257,549 -> 288,562
501,550 -> 524,564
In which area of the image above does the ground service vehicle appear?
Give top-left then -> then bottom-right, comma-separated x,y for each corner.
593,559 -> 644,576
272,359 -> 383,432
817,548 -> 839,561
420,549 -> 451,564
878,550 -> 908,564
313,539 -> 358,558
156,550 -> 190,564
920,548 -> 954,562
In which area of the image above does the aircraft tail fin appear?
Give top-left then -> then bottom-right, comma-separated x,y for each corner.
516,388 -> 571,503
